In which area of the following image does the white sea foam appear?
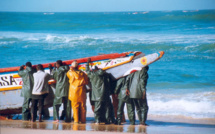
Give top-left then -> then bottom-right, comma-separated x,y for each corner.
208,27 -> 215,29
0,31 -> 215,55
25,37 -> 39,41
185,44 -> 200,50
0,32 -> 214,58
88,91 -> 215,119
0,31 -> 215,45
45,35 -> 56,42
194,27 -> 215,30
23,45 -> 29,48
144,91 -> 215,118
0,41 -> 15,45
45,34 -> 91,43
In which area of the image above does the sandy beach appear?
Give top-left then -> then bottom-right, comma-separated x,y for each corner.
1,115 -> 215,134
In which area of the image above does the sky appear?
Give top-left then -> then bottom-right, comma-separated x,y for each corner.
0,0 -> 215,12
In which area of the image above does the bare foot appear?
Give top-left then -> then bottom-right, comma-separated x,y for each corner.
53,120 -> 59,123
140,123 -> 149,126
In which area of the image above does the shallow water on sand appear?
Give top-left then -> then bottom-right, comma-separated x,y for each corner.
1,120 -> 148,133
1,119 -> 215,134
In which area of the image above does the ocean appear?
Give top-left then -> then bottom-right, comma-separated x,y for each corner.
0,10 -> 214,118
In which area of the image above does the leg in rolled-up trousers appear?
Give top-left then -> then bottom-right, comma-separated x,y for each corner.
31,98 -> 45,121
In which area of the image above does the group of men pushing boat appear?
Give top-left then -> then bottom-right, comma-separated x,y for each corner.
18,58 -> 149,126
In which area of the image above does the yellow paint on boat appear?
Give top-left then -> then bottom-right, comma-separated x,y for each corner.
0,80 -> 56,92
12,74 -> 20,78
0,86 -> 22,92
140,57 -> 147,65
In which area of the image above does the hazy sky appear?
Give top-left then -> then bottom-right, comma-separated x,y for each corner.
0,0 -> 215,12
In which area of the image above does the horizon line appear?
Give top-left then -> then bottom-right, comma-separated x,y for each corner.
0,9 -> 214,13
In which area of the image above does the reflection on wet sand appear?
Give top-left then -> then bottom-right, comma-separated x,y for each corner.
0,120 -> 147,133
1,119 -> 215,134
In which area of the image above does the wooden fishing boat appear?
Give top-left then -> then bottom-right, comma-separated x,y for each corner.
0,51 -> 164,115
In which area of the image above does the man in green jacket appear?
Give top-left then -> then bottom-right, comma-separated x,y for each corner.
52,60 -> 71,123
115,76 -> 135,125
127,66 -> 149,126
86,58 -> 110,124
18,62 -> 35,121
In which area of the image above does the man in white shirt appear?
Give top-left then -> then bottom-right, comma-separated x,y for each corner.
31,64 -> 52,122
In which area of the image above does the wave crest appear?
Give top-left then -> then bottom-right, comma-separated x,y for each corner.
147,92 -> 215,118
0,32 -> 214,56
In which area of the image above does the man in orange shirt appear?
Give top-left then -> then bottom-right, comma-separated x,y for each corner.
67,61 -> 88,124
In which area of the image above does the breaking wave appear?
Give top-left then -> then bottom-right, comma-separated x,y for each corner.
147,91 -> 215,118
0,31 -> 215,51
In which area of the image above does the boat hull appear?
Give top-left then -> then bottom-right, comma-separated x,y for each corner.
0,87 -> 54,115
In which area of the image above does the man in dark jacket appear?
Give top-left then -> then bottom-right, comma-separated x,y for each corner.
52,60 -> 71,123
86,58 -> 110,124
18,62 -> 35,121
104,74 -> 116,124
127,66 -> 149,126
115,76 -> 135,125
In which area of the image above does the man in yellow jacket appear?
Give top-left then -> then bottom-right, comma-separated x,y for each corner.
67,61 -> 89,124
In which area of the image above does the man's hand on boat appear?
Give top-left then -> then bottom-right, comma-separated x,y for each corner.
53,63 -> 56,69
20,65 -> 25,70
48,64 -> 53,69
87,58 -> 91,63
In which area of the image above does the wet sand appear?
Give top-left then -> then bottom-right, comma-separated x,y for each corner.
1,116 -> 215,134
